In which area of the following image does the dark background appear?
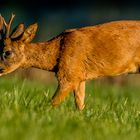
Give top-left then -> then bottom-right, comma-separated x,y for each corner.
1,0 -> 140,83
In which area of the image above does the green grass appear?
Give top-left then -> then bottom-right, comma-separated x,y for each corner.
0,76 -> 140,140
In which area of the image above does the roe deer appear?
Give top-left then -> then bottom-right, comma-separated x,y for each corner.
1,14 -> 140,110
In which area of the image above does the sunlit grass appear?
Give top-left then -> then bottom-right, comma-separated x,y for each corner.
0,77 -> 140,140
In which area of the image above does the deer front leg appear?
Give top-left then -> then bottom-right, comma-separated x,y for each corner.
51,82 -> 73,106
74,81 -> 85,110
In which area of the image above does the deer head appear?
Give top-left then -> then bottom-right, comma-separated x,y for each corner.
0,14 -> 38,75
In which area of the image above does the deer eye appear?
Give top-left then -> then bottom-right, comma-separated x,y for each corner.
3,51 -> 13,59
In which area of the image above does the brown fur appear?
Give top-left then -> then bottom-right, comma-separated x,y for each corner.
1,19 -> 140,110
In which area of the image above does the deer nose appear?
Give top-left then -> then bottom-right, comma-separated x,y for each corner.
0,68 -> 4,73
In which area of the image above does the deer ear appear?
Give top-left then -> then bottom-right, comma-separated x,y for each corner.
21,23 -> 38,43
11,23 -> 25,39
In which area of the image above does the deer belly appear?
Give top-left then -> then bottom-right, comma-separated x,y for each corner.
107,62 -> 138,76
85,62 -> 138,80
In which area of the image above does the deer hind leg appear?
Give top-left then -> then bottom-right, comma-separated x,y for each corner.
51,81 -> 73,107
74,81 -> 85,110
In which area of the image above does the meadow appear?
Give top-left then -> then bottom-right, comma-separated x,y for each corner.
0,76 -> 140,140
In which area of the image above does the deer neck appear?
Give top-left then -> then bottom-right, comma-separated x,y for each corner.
22,37 -> 62,71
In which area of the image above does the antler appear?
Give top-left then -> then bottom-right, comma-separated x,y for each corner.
2,13 -> 15,38
0,14 -> 3,31
0,14 -> 4,40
